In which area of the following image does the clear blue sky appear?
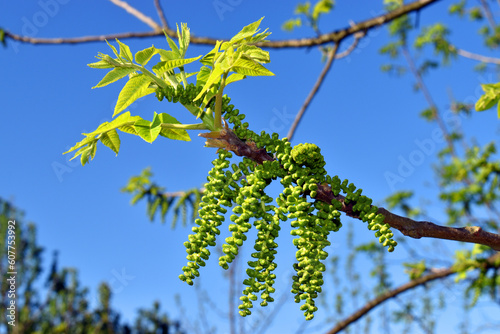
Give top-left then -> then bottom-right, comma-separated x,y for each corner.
1,1 -> 499,333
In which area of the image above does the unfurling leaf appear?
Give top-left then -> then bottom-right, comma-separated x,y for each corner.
116,39 -> 133,62
135,46 -> 158,66
194,66 -> 224,101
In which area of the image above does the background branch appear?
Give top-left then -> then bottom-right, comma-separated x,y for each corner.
108,0 -> 162,31
4,0 -> 440,48
451,45 -> 500,65
325,252 -> 500,334
154,0 -> 169,28
287,42 -> 340,141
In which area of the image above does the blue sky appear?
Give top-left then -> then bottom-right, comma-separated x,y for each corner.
1,1 -> 500,333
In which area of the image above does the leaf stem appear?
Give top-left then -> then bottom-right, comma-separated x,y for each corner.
160,123 -> 208,130
214,72 -> 228,130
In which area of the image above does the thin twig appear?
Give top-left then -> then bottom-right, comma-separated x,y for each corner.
325,253 -> 500,334
154,0 -> 169,28
287,42 -> 340,141
335,21 -> 367,60
451,45 -> 500,64
401,45 -> 456,155
335,32 -> 365,59
108,0 -> 162,31
4,0 -> 440,48
478,0 -> 497,30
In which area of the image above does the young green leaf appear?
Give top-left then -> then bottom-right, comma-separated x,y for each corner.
0,29 -> 5,47
196,66 -> 211,87
116,39 -> 133,62
135,46 -> 158,66
133,116 -> 162,143
80,146 -> 92,166
64,136 -> 97,155
157,49 -> 179,61
231,57 -> 274,76
100,129 -> 121,154
152,56 -> 202,77
92,67 -> 137,88
226,17 -> 265,46
157,113 -> 191,141
105,40 -> 120,59
164,32 -> 181,58
312,0 -> 334,21
194,65 -> 224,101
239,45 -> 271,63
225,73 -> 246,85
177,23 -> 190,58
88,58 -> 116,69
82,112 -> 142,137
475,94 -> 499,112
78,141 -> 97,166
476,83 -> 500,113
200,41 -> 222,66
114,74 -> 155,117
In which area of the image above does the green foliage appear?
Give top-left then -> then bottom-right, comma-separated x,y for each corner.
449,1 -> 466,17
475,82 -> 500,118
0,29 -> 6,47
282,0 -> 334,33
453,245 -> 499,307
385,191 -> 421,218
414,24 -> 455,64
438,142 -> 500,227
121,167 -> 202,227
66,18 -> 274,164
0,198 -> 185,333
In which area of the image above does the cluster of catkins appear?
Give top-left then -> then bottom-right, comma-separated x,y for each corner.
178,94 -> 397,320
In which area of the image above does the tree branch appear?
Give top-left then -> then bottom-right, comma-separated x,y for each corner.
108,0 -> 162,31
4,0 -> 441,48
205,128 -> 500,251
451,45 -> 500,65
325,253 -> 500,334
287,42 -> 340,141
153,0 -> 169,29
478,0 -> 497,30
334,25 -> 366,60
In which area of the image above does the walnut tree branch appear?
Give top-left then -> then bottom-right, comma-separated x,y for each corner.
450,45 -> 500,65
108,0 -> 162,31
287,42 -> 340,142
4,0 -> 440,48
325,252 -> 500,334
206,128 -> 500,251
153,0 -> 169,29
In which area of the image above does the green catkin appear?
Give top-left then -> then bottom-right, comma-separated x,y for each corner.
179,94 -> 397,319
